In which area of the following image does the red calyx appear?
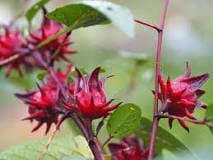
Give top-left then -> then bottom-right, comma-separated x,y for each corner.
158,63 -> 209,131
108,135 -> 149,160
0,27 -> 27,76
15,67 -> 73,134
16,84 -> 60,134
29,12 -> 75,64
68,67 -> 121,119
47,65 -> 73,88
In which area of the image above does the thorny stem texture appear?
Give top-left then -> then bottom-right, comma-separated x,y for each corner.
148,0 -> 170,160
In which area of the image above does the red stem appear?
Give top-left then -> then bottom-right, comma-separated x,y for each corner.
134,19 -> 161,32
89,137 -> 105,160
70,113 -> 89,139
157,114 -> 213,126
148,0 -> 169,159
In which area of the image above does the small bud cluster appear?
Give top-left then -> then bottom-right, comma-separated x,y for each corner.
0,12 -> 74,76
16,66 -> 120,133
16,66 -> 73,133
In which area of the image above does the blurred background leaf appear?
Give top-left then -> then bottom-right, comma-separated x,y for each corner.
0,135 -> 93,160
26,0 -> 51,23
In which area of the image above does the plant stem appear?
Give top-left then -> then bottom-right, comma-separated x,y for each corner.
157,114 -> 212,126
71,115 -> 105,160
89,137 -> 105,160
70,113 -> 89,140
134,19 -> 161,32
0,54 -> 20,66
39,116 -> 67,160
148,0 -> 169,159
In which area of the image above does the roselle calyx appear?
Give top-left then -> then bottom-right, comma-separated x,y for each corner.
16,85 -> 60,134
158,63 -> 209,131
67,67 -> 121,119
0,26 -> 28,76
108,135 -> 149,160
28,11 -> 75,65
16,67 -> 73,134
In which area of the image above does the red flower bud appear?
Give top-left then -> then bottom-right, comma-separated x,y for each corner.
158,63 -> 209,131
69,67 -> 121,119
16,84 -> 60,134
15,67 -> 73,134
29,13 -> 75,63
108,135 -> 149,160
0,27 -> 27,76
47,65 -> 73,88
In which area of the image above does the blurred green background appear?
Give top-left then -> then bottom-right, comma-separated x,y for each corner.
0,0 -> 212,158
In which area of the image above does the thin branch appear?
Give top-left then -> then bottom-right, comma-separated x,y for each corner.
148,0 -> 170,159
134,19 -> 161,32
96,118 -> 105,136
38,115 -> 67,160
52,32 -> 72,59
70,113 -> 105,160
0,54 -> 20,66
70,112 -> 89,140
157,114 -> 206,125
33,51 -> 68,99
102,135 -> 113,149
157,113 -> 213,129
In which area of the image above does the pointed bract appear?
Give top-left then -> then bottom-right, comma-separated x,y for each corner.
159,63 -> 209,131
68,67 -> 121,119
28,14 -> 75,64
0,27 -> 27,76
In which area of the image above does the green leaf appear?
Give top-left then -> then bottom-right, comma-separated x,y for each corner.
47,0 -> 134,37
0,135 -> 93,160
26,0 -> 51,23
205,103 -> 213,133
136,117 -> 192,155
159,146 -> 213,160
37,70 -> 47,81
107,103 -> 141,138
